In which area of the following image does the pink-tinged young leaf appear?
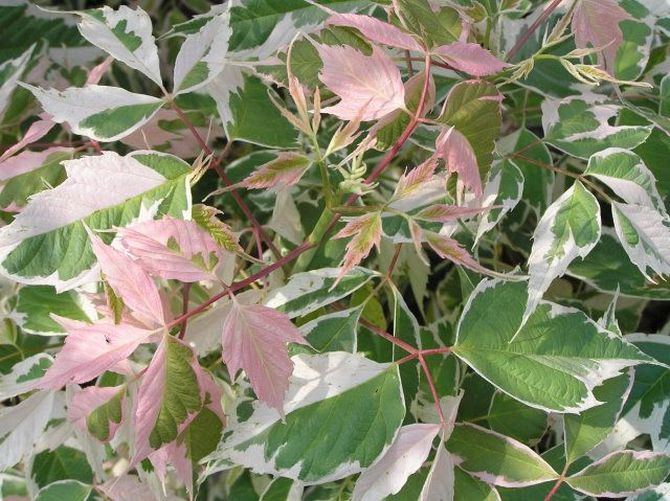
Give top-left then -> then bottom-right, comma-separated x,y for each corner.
118,216 -> 222,283
221,302 -> 308,412
68,385 -> 125,442
433,42 -> 509,77
0,119 -> 56,162
150,441 -> 193,495
240,152 -> 311,192
327,13 -> 422,51
38,320 -> 152,389
393,157 -> 439,201
415,204 -> 494,223
434,127 -> 482,196
409,219 -> 429,265
318,44 -> 406,121
90,232 -> 165,327
98,475 -> 155,501
133,335 -> 202,464
352,424 -> 441,500
334,212 -> 383,281
86,56 -> 114,85
572,0 -> 631,71
0,147 -> 73,183
426,232 -> 497,276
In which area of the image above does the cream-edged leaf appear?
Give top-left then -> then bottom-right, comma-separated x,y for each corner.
77,5 -> 162,87
20,84 -> 164,142
0,150 -> 192,291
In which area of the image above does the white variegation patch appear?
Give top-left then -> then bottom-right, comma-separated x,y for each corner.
203,352 -> 400,484
0,390 -> 56,470
77,5 -> 163,87
173,13 -> 231,95
612,203 -> 670,280
524,182 -> 601,324
0,45 -> 34,118
264,267 -> 377,318
475,160 -> 524,246
21,84 -> 164,142
0,353 -> 52,400
420,439 -> 455,501
585,148 -> 667,216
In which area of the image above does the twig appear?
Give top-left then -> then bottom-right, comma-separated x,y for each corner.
506,0 -> 563,61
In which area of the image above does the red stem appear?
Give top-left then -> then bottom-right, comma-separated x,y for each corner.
419,354 -> 447,428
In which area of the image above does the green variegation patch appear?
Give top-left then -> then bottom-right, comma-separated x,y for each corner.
203,352 -> 404,483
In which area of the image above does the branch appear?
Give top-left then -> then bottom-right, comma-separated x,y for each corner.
506,0 -> 564,61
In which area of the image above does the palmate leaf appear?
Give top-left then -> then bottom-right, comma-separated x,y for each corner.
204,352 -> 405,484
452,279 -> 656,413
0,151 -> 192,291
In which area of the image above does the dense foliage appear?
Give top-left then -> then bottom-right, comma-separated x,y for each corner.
1,0 -> 670,499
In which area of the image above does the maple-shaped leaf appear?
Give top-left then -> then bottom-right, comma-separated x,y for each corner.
334,212 -> 382,281
133,335 -> 202,463
68,385 -> 125,442
317,44 -> 406,121
392,158 -> 439,201
327,13 -> 422,51
90,232 -> 165,327
572,0 -> 631,72
222,302 -> 308,412
434,42 -> 509,77
38,319 -> 153,389
240,152 -> 311,192
118,216 -> 223,283
434,126 -> 482,197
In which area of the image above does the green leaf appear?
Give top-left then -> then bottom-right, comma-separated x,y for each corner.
566,450 -> 670,497
454,465 -> 501,501
393,0 -> 461,47
181,406 -> 224,463
264,267 -> 377,319
34,480 -> 93,501
260,477 -> 302,500
209,67 -> 298,148
86,388 -> 124,442
446,423 -> 558,487
564,370 -> 633,464
148,336 -> 202,449
568,230 -> 670,300
0,151 -> 192,290
487,391 -> 548,445
204,352 -> 405,483
496,128 -> 554,213
614,2 -> 654,81
542,95 -> 652,159
12,286 -> 90,336
299,305 -> 362,353
452,279 -> 655,413
438,80 -> 502,180
32,446 -> 93,489
227,0 -> 366,52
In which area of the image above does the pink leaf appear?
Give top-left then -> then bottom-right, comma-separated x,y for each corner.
38,320 -> 152,389
86,56 -> 114,85
333,212 -> 382,281
90,232 -> 165,327
573,0 -> 631,71
0,119 -> 56,162
327,13 -> 422,51
426,232 -> 495,276
318,44 -> 406,121
434,127 -> 482,196
99,475 -> 155,501
239,152 -> 311,192
118,216 -> 222,282
352,424 -> 441,500
393,157 -> 439,200
415,204 -> 494,223
434,42 -> 509,77
0,147 -> 73,183
222,302 -> 308,412
150,442 -> 193,495
68,385 -> 124,442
